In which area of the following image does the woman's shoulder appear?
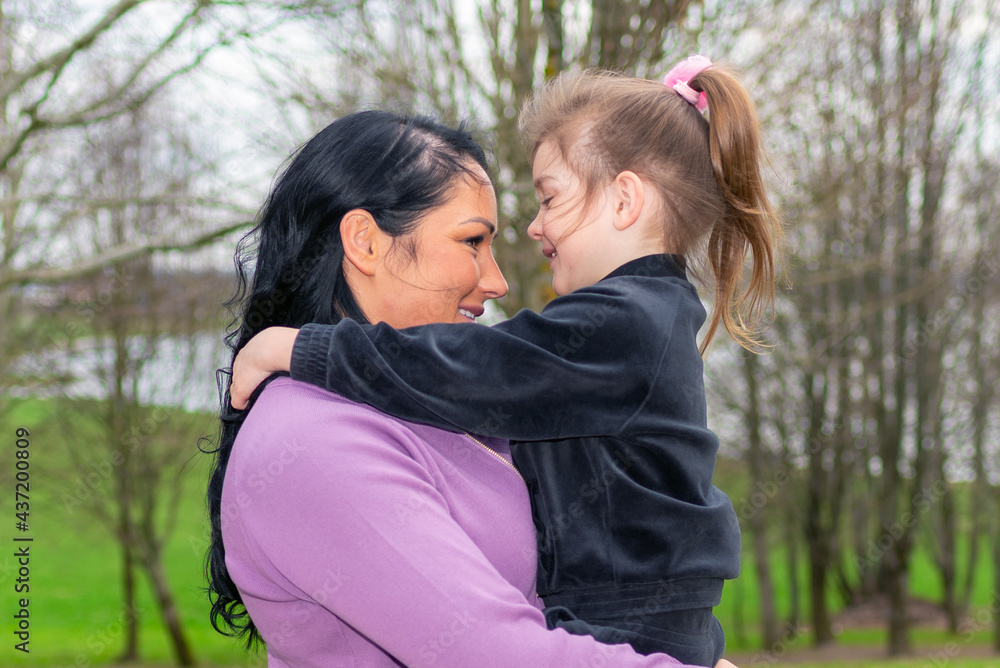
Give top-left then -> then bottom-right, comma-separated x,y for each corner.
229,377 -> 453,493
253,376 -> 386,414
243,376 -> 426,445
251,375 -> 365,410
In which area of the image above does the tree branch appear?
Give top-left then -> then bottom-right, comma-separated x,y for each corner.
0,220 -> 251,288
0,0 -> 146,105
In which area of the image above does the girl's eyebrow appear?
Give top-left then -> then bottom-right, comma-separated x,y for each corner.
533,175 -> 554,189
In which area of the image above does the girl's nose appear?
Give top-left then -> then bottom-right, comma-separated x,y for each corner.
527,213 -> 543,241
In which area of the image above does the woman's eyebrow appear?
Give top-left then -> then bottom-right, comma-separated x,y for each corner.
462,218 -> 497,237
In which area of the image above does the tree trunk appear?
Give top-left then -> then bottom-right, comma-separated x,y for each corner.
117,505 -> 140,662
785,517 -> 801,630
112,319 -> 140,662
775,414 -> 801,630
962,30 -> 992,620
962,291 -> 986,612
940,517 -> 958,634
145,553 -> 196,666
881,0 -> 915,652
542,0 -> 563,78
808,542 -> 833,646
742,353 -> 779,649
887,552 -> 910,655
936,471 -> 958,634
995,487 -> 1000,653
730,571 -> 747,647
804,369 -> 834,647
799,337 -> 836,647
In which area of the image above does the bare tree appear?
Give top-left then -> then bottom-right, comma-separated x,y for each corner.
43,103 -> 234,664
742,0 -> 1000,654
0,0 -> 266,412
0,0 -> 255,279
740,351 -> 781,648
0,1 -> 350,662
257,0 -> 694,313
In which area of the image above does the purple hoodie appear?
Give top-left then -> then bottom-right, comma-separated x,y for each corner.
222,378 -> 687,667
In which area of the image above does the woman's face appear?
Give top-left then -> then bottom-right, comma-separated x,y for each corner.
366,168 -> 508,328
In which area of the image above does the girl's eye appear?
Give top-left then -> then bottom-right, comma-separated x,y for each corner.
465,235 -> 485,249
540,197 -> 553,208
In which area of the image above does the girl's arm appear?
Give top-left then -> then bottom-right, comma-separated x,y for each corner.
233,279 -> 701,440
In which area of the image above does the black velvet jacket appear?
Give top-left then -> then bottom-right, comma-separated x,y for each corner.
290,254 -> 740,608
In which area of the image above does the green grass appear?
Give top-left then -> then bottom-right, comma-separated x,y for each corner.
711,456 -> 999,654
1,397 -> 998,666
1,398 -> 257,666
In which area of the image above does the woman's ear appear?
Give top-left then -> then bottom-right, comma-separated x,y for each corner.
340,209 -> 381,276
611,171 -> 645,231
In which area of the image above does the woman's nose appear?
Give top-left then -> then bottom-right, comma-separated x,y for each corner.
479,248 -> 509,300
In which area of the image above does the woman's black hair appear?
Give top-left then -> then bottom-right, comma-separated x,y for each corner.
203,110 -> 491,646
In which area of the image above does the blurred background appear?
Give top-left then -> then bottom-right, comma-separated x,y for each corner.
1,0 -> 998,665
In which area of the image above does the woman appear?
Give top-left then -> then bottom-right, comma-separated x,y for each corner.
205,110 -> 697,666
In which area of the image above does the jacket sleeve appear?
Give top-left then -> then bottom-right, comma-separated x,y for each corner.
235,386 -> 687,668
290,282 -> 684,440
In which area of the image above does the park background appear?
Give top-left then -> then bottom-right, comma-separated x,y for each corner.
1,0 -> 999,666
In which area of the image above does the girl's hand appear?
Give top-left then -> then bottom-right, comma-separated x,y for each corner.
230,327 -> 299,409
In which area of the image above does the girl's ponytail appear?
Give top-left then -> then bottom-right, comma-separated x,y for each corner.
690,65 -> 784,354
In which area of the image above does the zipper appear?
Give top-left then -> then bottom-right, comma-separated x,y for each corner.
465,433 -> 538,601
464,433 -> 526,485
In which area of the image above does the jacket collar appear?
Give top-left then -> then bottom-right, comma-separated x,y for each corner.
601,254 -> 687,282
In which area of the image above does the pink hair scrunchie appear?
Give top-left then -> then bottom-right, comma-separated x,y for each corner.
663,54 -> 712,112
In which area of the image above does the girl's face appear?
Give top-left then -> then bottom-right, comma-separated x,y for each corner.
366,168 -> 508,328
527,140 -> 615,295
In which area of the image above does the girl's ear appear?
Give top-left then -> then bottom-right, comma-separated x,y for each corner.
340,209 -> 382,276
611,171 -> 645,231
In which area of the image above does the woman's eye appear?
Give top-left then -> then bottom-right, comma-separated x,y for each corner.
540,197 -> 553,208
465,235 -> 485,248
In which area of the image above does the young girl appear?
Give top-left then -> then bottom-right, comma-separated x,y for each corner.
230,57 -> 782,666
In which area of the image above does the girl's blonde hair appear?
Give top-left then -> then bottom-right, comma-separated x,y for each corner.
519,67 -> 783,353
